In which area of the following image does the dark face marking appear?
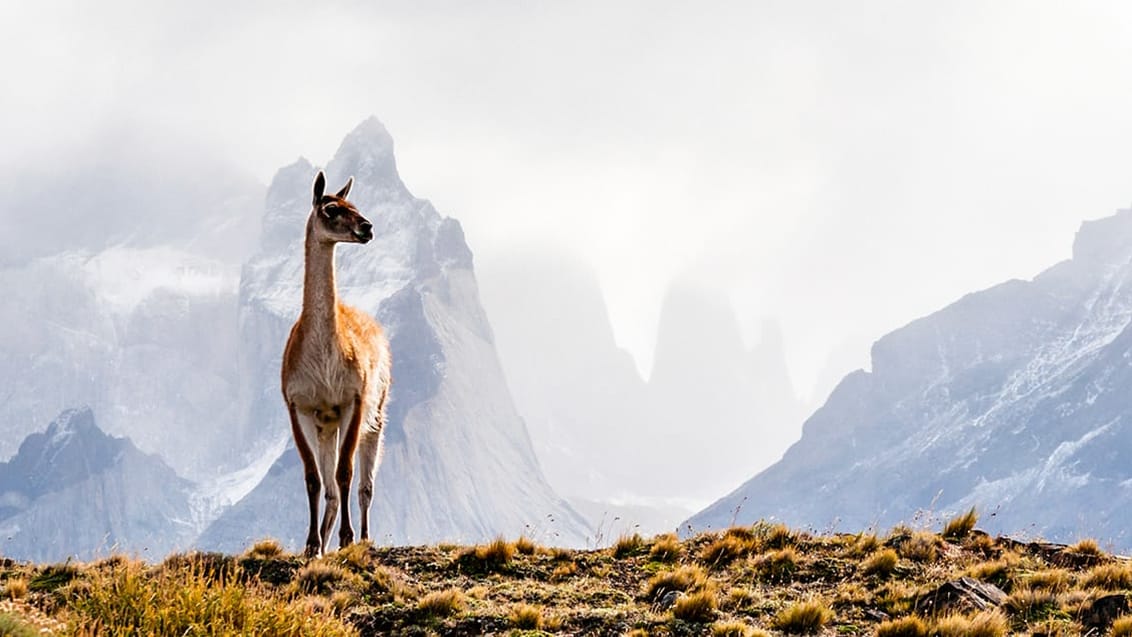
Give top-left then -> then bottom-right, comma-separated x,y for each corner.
314,196 -> 374,244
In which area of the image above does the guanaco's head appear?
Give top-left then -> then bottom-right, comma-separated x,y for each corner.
309,170 -> 373,244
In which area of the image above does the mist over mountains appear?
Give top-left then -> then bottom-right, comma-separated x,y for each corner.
691,208 -> 1132,551
479,252 -> 807,510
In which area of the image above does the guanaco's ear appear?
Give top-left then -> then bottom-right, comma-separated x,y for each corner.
335,176 -> 354,200
312,171 -> 326,205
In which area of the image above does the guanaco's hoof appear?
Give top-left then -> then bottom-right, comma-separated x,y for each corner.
339,531 -> 355,548
304,542 -> 320,558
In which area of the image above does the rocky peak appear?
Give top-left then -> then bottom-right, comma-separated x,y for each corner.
0,407 -> 126,504
1072,207 -> 1132,265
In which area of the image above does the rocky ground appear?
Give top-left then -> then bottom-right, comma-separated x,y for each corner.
0,513 -> 1130,636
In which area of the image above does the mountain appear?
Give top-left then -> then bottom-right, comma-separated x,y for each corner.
477,249 -> 649,502
0,408 -> 194,562
690,208 -> 1132,550
644,282 -> 806,505
200,118 -> 591,551
0,247 -> 244,482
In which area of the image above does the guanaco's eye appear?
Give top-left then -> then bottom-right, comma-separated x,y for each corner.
322,206 -> 342,218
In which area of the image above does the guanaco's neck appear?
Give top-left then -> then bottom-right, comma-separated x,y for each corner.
300,216 -> 339,332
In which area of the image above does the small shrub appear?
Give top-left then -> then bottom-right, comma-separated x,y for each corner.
862,548 -> 899,578
514,535 -> 538,555
509,603 -> 543,629
247,538 -> 285,558
4,577 -> 28,600
874,616 -> 929,637
932,610 -> 1008,637
645,565 -> 709,601
612,533 -> 645,558
417,589 -> 466,617
941,507 -> 978,540
1082,562 -> 1132,590
1113,616 -> 1132,637
773,599 -> 832,635
711,619 -> 753,636
672,589 -> 717,623
650,533 -> 682,562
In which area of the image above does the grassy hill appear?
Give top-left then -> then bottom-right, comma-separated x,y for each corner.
1,513 -> 1130,636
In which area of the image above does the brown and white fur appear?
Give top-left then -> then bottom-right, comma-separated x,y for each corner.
281,171 -> 392,557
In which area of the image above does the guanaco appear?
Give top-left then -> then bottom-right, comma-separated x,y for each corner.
281,170 -> 392,556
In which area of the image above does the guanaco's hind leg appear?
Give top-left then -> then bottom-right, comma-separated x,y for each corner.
357,389 -> 387,541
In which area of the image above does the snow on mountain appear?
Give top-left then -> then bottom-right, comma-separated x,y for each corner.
200,118 -> 591,551
0,246 -> 245,480
0,408 -> 195,562
690,208 -> 1132,550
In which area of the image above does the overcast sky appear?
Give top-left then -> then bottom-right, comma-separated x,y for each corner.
5,1 -> 1132,401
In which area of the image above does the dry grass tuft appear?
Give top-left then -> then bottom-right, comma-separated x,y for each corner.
1026,568 -> 1072,593
550,561 -> 578,582
701,534 -> 753,568
650,533 -> 682,562
514,535 -> 538,555
874,615 -> 929,637
773,599 -> 832,635
645,565 -> 710,601
294,562 -> 352,596
1003,587 -> 1058,621
4,578 -> 28,600
68,557 -> 354,635
754,546 -> 799,582
932,610 -> 1009,637
897,531 -> 940,563
509,603 -> 544,629
1112,616 -> 1132,637
721,587 -> 757,611
458,537 -> 516,573
612,533 -> 645,558
417,588 -> 466,617
761,522 -> 795,549
967,555 -> 1019,591
672,589 -> 717,623
710,619 -> 754,637
941,507 -> 978,540
1069,538 -> 1103,557
862,548 -> 899,578
246,538 -> 285,559
1081,562 -> 1132,590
